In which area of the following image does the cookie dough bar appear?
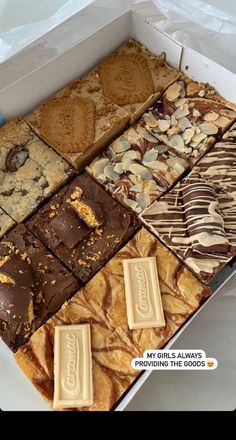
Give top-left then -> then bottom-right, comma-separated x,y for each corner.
0,117 -> 75,222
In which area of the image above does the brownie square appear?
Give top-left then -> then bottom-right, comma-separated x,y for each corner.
0,224 -> 79,351
0,117 -> 75,222
26,173 -> 140,283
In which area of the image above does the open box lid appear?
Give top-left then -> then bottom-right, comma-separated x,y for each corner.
0,0 -> 131,93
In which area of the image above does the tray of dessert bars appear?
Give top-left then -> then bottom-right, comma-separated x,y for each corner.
1,19 -> 236,411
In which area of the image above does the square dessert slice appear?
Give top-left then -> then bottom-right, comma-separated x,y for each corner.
15,227 -> 209,411
0,117 -> 75,222
140,170 -> 236,284
25,71 -> 129,170
0,224 -> 79,351
0,208 -> 15,238
140,76 -> 236,166
26,173 -> 140,283
15,292 -> 141,411
91,39 -> 181,123
86,125 -> 188,213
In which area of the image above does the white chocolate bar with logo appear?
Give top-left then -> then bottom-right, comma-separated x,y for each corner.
53,324 -> 93,409
123,257 -> 165,329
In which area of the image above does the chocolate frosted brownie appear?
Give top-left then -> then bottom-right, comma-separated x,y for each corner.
26,173 -> 140,283
0,208 -> 15,238
87,125 -> 188,213
0,118 -> 75,222
91,39 -> 181,122
0,224 -> 79,351
15,228 -> 209,411
140,77 -> 236,166
141,169 -> 236,284
25,71 -> 129,170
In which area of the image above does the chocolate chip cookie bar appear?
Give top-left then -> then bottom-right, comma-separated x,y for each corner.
25,71 -> 129,170
0,208 -> 15,238
0,224 -> 79,351
141,169 -> 236,284
0,118 -> 75,222
140,77 -> 236,166
91,39 -> 181,123
26,173 -> 140,283
15,227 -> 209,410
87,125 -> 188,213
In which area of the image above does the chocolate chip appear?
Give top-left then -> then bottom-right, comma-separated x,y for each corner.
6,146 -> 29,172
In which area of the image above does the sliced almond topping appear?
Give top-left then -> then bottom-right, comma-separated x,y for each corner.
143,160 -> 168,171
214,116 -> 230,128
104,165 -> 120,181
174,97 -> 187,108
143,113 -> 159,128
126,127 -> 141,144
199,122 -> 218,135
122,158 -> 134,171
193,109 -> 201,117
136,125 -> 158,142
220,108 -> 236,119
129,163 -> 153,180
136,192 -> 151,210
143,148 -> 159,162
112,136 -> 130,153
166,82 -> 182,101
182,128 -> 195,144
123,150 -> 140,161
167,125 -> 180,136
178,117 -> 192,131
90,158 -> 109,177
174,104 -> 190,119
170,134 -> 185,152
114,163 -> 124,174
170,115 -> 177,127
191,132 -> 207,145
158,119 -> 171,132
203,111 -> 219,122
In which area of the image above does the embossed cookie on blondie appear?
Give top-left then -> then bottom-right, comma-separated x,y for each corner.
140,77 -> 236,166
15,227 -> 209,410
87,124 -> 188,213
93,39 -> 181,122
0,118 -> 75,222
25,71 -> 129,170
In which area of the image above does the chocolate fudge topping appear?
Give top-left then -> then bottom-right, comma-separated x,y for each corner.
0,224 -> 78,351
26,173 -> 140,283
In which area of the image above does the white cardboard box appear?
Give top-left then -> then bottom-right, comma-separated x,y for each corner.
0,0 -> 236,411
